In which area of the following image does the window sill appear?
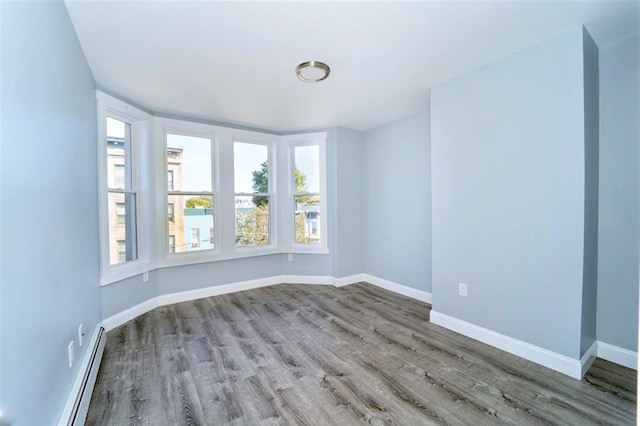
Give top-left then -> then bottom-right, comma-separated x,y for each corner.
100,260 -> 154,286
157,247 -> 282,269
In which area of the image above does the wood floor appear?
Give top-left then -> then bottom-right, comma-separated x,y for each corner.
87,283 -> 637,425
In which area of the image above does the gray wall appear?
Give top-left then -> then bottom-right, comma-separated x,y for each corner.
580,28 -> 599,357
431,28 -> 587,359
332,127 -> 364,278
101,271 -> 158,319
597,36 -> 640,352
363,111 -> 432,293
1,2 -> 101,425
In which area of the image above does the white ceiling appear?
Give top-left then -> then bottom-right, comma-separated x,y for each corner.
65,1 -> 639,132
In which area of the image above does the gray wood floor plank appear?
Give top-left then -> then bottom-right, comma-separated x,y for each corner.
87,283 -> 636,425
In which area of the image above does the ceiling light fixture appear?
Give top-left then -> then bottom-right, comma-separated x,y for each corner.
295,61 -> 331,83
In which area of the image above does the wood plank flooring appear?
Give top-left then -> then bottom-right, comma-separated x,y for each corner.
87,283 -> 637,425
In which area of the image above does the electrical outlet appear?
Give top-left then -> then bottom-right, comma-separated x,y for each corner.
143,271 -> 149,282
458,283 -> 468,297
78,324 -> 84,347
68,341 -> 74,368
287,254 -> 293,262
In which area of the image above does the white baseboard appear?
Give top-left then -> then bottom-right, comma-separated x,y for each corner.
581,341 -> 598,377
430,310 -> 585,379
102,297 -> 159,331
102,273 -> 428,331
333,273 -> 366,287
597,341 -> 638,370
157,275 -> 341,307
362,274 -> 432,304
101,274 -> 637,376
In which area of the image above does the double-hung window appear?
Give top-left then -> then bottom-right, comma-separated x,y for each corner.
287,134 -> 328,252
234,141 -> 273,248
97,91 -> 151,284
165,130 -> 216,255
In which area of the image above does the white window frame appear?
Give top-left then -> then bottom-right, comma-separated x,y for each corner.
156,118 -> 220,265
150,117 -> 326,269
97,91 -> 153,285
283,133 -> 328,254
232,138 -> 277,253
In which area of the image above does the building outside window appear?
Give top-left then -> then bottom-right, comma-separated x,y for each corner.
166,133 -> 214,254
116,203 -> 125,225
114,164 -> 125,188
168,235 -> 175,253
190,228 -> 200,248
106,116 -> 138,265
167,170 -> 174,191
117,240 -> 126,263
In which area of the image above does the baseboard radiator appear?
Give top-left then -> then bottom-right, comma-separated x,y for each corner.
58,325 -> 106,426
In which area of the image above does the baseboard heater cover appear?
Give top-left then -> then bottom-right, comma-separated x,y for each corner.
58,325 -> 106,426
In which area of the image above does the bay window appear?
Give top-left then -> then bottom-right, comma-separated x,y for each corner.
98,106 -> 328,282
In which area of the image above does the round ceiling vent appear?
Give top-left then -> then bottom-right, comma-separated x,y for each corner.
295,61 -> 331,83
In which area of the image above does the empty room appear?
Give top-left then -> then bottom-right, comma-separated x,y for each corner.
2,0 -> 639,425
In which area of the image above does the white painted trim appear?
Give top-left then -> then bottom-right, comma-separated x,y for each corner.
597,341 -> 638,370
102,297 -> 159,331
102,274 -> 638,376
580,341 -> 598,377
362,273 -> 432,304
430,310 -> 584,379
333,273 -> 366,287
57,325 -> 106,426
102,273 -> 428,330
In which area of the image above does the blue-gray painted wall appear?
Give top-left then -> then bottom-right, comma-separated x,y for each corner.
1,2 -> 101,424
597,36 -> 640,352
431,28 -> 587,359
332,127 -> 365,278
363,111 -> 432,293
580,28 -> 599,357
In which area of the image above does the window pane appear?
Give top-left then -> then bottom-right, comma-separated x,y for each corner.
234,142 -> 268,194
116,203 -> 125,225
168,235 -> 175,254
294,145 -> 320,193
167,170 -> 174,191
168,203 -> 175,222
190,229 -> 200,248
235,196 -> 269,246
167,194 -> 214,253
295,195 -> 320,244
108,192 -> 138,264
107,117 -> 131,190
166,134 -> 212,192
114,165 -> 125,189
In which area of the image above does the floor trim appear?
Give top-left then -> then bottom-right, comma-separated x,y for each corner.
102,273 -> 431,331
597,341 -> 638,370
102,297 -> 159,332
362,274 -> 432,304
101,276 -> 635,377
430,310 -> 585,379
581,341 -> 598,377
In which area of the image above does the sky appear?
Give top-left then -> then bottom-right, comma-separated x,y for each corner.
108,117 -> 319,193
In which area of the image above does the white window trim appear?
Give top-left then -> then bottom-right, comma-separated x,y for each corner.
282,133 -> 329,254
232,138 -> 278,253
98,110 -> 329,280
154,118 -> 221,266
97,91 -> 154,285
